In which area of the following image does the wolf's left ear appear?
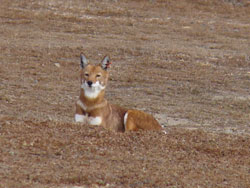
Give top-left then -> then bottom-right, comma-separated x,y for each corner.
101,55 -> 111,70
80,54 -> 88,69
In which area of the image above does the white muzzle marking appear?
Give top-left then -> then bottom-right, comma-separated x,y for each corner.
81,81 -> 105,99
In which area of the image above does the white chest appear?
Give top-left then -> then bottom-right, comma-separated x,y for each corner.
75,114 -> 102,126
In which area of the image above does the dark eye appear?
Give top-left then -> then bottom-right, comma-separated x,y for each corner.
96,74 -> 101,78
85,73 -> 89,77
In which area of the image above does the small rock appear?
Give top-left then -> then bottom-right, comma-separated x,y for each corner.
54,63 -> 61,68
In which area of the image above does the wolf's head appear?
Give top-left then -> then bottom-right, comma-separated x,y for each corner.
79,54 -> 111,99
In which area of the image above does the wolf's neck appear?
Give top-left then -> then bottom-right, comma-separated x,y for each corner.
80,89 -> 106,106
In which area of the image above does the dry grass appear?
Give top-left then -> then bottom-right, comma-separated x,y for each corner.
0,0 -> 250,187
1,121 -> 249,188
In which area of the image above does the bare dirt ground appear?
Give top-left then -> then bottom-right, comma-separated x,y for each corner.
0,0 -> 249,187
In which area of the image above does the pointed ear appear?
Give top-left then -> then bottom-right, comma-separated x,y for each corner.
101,55 -> 111,70
80,54 -> 88,69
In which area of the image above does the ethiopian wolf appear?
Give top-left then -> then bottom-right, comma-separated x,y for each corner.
75,54 -> 162,132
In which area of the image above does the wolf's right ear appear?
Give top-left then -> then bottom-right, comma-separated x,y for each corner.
80,54 -> 88,69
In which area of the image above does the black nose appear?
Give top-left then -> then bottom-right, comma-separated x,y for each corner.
87,81 -> 93,87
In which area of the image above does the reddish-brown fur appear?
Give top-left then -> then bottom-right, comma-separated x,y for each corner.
75,54 -> 162,132
125,110 -> 162,131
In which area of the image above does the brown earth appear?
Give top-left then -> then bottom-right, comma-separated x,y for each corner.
0,0 -> 249,187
